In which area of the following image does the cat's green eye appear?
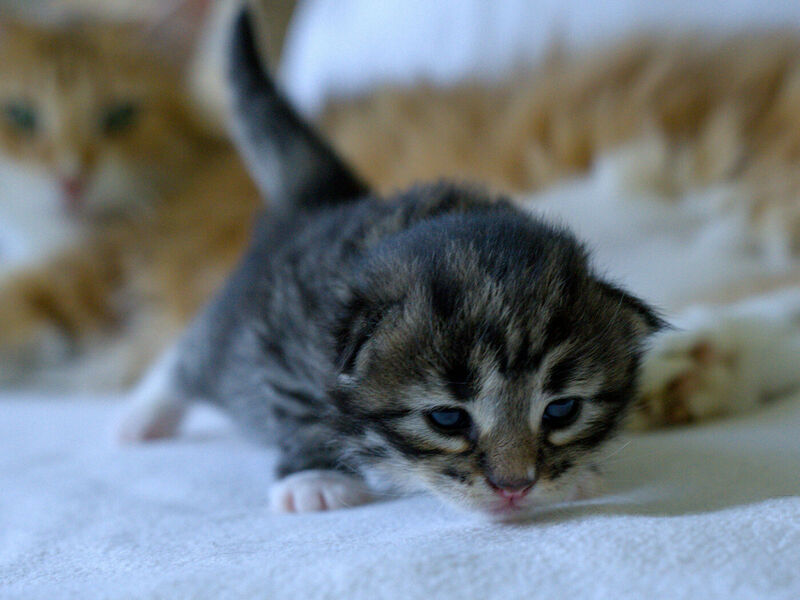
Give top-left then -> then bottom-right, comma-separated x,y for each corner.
102,102 -> 139,135
3,102 -> 37,134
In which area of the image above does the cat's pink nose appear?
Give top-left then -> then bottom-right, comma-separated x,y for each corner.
486,477 -> 535,499
60,176 -> 86,212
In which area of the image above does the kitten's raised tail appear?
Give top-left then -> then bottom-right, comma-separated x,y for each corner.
228,8 -> 369,212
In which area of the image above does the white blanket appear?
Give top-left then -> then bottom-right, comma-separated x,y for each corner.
3,2 -> 800,598
2,392 -> 799,599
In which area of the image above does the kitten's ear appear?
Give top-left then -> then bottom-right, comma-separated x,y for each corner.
333,294 -> 398,378
598,281 -> 667,336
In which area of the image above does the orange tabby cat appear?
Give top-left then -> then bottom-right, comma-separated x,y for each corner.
0,17 -> 260,389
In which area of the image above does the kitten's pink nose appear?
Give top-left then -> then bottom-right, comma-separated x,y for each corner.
487,477 -> 535,499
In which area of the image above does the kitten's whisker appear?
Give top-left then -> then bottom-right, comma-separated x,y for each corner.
599,440 -> 632,461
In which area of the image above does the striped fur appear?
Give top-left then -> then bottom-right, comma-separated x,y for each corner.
137,9 -> 661,516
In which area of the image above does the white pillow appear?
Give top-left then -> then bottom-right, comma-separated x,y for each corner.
280,0 -> 800,116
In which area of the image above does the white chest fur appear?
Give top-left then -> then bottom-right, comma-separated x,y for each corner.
0,158 -> 82,278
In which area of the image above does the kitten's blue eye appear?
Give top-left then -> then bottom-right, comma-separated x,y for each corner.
102,102 -> 139,135
426,408 -> 472,432
542,398 -> 581,428
4,102 -> 37,133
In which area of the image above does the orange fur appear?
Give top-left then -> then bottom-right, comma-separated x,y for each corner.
322,33 -> 800,201
0,19 -> 224,213
0,18 -> 260,388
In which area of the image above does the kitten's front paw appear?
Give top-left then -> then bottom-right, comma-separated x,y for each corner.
117,397 -> 186,443
116,347 -> 186,443
269,470 -> 373,513
632,327 -> 747,429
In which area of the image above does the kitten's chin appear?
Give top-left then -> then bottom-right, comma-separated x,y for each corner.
436,476 -> 596,521
430,491 -> 544,521
482,502 -> 540,522
450,499 -> 551,523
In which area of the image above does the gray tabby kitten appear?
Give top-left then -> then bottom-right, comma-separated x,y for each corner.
120,10 -> 663,518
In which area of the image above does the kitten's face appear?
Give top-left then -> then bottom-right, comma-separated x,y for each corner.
0,21 -> 203,224
334,213 -> 659,518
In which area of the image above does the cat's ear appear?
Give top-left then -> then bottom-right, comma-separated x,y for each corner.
138,0 -> 215,68
598,281 -> 667,336
333,293 -> 398,379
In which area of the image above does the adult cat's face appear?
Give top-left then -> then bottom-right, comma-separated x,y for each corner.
0,20 -> 205,224
333,211 -> 660,518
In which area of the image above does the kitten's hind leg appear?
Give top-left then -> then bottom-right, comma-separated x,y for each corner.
117,346 -> 188,442
631,288 -> 800,429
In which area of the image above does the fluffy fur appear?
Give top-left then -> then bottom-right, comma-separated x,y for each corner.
5,9 -> 800,501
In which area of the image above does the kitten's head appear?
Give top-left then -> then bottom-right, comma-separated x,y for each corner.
333,195 -> 662,518
0,18 -> 210,223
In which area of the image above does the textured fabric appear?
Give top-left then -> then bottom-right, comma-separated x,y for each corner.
1,392 -> 798,599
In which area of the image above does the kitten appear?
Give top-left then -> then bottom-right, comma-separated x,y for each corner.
119,11 -> 662,518
0,15 -> 261,389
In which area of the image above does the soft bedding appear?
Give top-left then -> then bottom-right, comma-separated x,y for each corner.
4,1 -> 800,598
2,393 -> 799,599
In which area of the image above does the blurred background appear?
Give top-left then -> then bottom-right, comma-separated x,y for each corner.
1,0 -> 800,392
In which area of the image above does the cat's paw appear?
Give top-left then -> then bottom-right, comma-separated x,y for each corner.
632,325 -> 752,429
269,470 -> 374,513
633,293 -> 800,430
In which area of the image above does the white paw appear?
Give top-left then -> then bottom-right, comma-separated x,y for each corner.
116,346 -> 185,442
117,396 -> 186,442
269,470 -> 373,513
